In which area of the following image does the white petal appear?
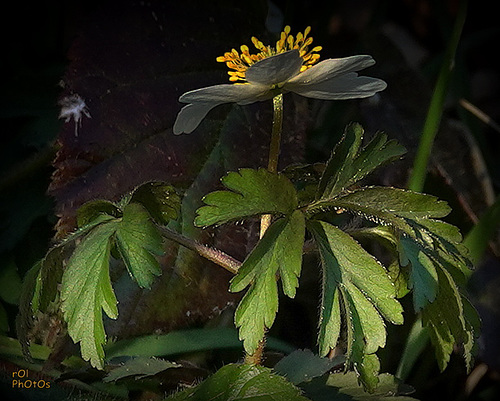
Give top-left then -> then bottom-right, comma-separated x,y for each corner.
286,55 -> 376,86
179,83 -> 269,104
286,73 -> 387,100
245,50 -> 303,85
173,102 -> 219,134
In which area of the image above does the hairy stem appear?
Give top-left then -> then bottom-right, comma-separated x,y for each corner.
259,94 -> 284,236
246,93 -> 284,365
159,226 -> 241,274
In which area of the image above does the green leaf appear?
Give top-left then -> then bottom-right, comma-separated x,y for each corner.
398,236 -> 438,312
318,123 -> 406,199
76,199 -> 122,228
61,221 -> 119,369
230,210 -> 305,353
106,327 -> 295,359
321,371 -> 418,400
309,221 -> 403,391
32,213 -> 117,315
166,363 -> 311,401
195,168 -> 298,227
130,181 -> 181,225
114,203 -> 164,289
308,187 -> 450,226
103,356 -> 179,382
421,266 -> 477,372
318,122 -> 363,199
274,349 -> 345,385
349,132 -> 406,186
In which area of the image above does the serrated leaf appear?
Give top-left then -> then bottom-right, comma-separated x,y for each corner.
308,187 -> 450,225
61,221 -> 119,369
421,266 -> 476,372
195,168 -> 298,227
230,211 -> 305,353
309,221 -> 403,391
410,218 -> 471,282
318,123 -> 363,199
166,363 -> 310,401
318,123 -> 406,199
32,213 -> 117,315
349,132 -> 406,186
130,181 -> 181,225
114,203 -> 164,289
398,236 -> 438,311
322,371 -> 418,400
77,199 -> 122,228
103,356 -> 179,382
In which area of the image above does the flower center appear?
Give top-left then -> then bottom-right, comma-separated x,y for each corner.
216,26 -> 322,83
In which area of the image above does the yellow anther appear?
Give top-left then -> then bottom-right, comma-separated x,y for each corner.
217,26 -> 321,83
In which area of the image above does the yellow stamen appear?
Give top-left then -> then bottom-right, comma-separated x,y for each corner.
216,25 -> 322,83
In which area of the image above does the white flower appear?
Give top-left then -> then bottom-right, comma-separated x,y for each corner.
173,26 -> 386,135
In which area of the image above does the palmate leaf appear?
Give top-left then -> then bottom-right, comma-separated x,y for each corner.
61,221 -> 119,369
307,186 -> 450,232
309,221 -> 403,392
167,363 -> 310,401
317,123 -> 406,199
115,203 -> 164,289
310,184 -> 477,371
195,168 -> 298,227
307,186 -> 465,315
230,211 -> 305,353
60,201 -> 165,368
421,266 -> 478,372
398,236 -> 439,311
317,371 -> 418,400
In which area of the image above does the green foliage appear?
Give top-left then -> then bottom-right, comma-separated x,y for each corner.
309,221 -> 403,391
61,221 -> 119,369
166,363 -> 310,401
321,371 -> 418,400
130,181 -> 181,225
114,202 -> 164,289
274,349 -> 345,385
105,327 -> 295,359
30,182 -> 177,369
166,351 -> 418,401
230,210 -> 305,353
26,120 -> 477,395
317,123 -> 406,199
195,168 -> 298,226
61,201 -> 166,368
103,357 -> 180,382
193,122 -> 478,392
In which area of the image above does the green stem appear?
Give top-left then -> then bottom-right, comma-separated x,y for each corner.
259,94 -> 284,238
247,93 -> 284,365
407,0 -> 467,192
267,93 -> 284,174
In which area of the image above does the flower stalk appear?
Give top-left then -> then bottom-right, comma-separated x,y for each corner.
248,93 -> 284,365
